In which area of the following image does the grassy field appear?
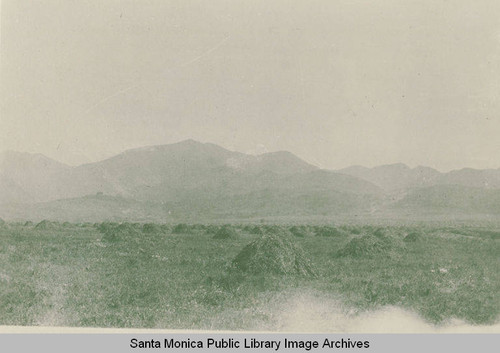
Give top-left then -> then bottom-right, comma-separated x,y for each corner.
0,221 -> 498,330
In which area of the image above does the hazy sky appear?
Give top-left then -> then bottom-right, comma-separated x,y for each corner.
1,0 -> 500,171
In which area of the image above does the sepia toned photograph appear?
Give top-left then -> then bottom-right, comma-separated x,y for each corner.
1,0 -> 499,334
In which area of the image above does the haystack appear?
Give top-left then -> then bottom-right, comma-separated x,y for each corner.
314,225 -> 345,237
373,227 -> 387,238
116,223 -> 141,236
337,234 -> 404,258
172,223 -> 190,234
99,222 -> 140,242
289,225 -> 313,238
404,232 -> 423,242
248,225 -> 264,235
35,219 -> 59,230
204,224 -> 219,235
142,223 -> 162,234
213,225 -> 238,239
232,234 -> 315,276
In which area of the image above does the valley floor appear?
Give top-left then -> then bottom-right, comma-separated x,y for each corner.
0,222 -> 498,332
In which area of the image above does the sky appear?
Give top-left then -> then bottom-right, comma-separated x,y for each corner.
1,0 -> 500,171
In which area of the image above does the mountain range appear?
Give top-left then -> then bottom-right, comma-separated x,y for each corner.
1,140 -> 500,222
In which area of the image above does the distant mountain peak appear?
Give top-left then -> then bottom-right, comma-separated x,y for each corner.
374,163 -> 410,170
172,139 -> 205,147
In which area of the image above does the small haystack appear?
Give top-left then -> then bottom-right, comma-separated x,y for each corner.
289,225 -> 313,238
172,223 -> 190,234
116,223 -> 141,236
213,225 -> 238,239
99,222 -> 140,242
404,232 -> 423,243
233,234 -> 315,276
204,224 -> 219,235
248,225 -> 264,235
35,219 -> 59,230
337,234 -> 404,258
142,223 -> 162,234
314,225 -> 345,237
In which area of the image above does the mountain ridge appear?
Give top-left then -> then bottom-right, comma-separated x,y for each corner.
2,140 -> 500,221
3,142 -> 498,174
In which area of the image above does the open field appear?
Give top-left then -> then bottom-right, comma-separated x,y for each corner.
0,221 -> 498,331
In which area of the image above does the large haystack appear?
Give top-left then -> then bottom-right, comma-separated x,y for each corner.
337,234 -> 404,258
233,234 -> 315,276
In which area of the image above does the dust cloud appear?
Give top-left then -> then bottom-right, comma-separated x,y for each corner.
273,290 -> 500,333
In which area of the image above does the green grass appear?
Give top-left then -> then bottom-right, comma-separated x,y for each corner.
0,222 -> 498,329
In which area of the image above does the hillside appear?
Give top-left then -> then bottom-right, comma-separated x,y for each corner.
338,164 -> 500,192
